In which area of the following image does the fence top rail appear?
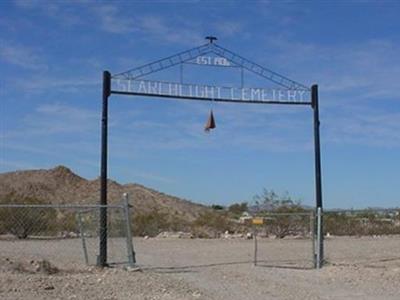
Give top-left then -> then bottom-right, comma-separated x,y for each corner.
254,212 -> 313,217
325,209 -> 399,214
0,204 -> 125,209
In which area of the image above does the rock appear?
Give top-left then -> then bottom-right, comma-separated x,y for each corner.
192,291 -> 201,297
223,232 -> 244,239
125,266 -> 142,272
4,259 -> 59,274
156,231 -> 193,239
31,259 -> 59,274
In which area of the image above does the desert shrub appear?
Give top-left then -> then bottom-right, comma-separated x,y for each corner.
132,209 -> 189,237
55,212 -> 79,233
0,193 -> 57,239
228,202 -> 248,217
266,208 -> 309,238
211,204 -> 225,210
325,211 -> 400,236
252,189 -> 308,238
191,211 -> 234,238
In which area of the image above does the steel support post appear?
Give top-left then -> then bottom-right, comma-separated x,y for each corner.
253,226 -> 258,266
123,193 -> 136,267
312,84 -> 324,268
311,210 -> 316,268
77,212 -> 89,265
99,70 -> 111,267
316,207 -> 322,268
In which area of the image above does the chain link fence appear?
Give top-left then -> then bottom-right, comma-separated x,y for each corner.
0,196 -> 135,270
250,209 -> 400,269
250,211 -> 316,269
323,209 -> 400,267
2,196 -> 399,271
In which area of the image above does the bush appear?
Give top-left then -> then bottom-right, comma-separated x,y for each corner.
0,193 -> 57,239
253,189 -> 308,238
211,204 -> 225,210
191,211 -> 234,238
132,209 -> 190,237
324,211 -> 400,236
228,202 -> 248,217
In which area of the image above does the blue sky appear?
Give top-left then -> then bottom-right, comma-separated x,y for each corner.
1,0 -> 399,209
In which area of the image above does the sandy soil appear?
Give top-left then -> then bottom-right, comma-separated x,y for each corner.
1,236 -> 400,299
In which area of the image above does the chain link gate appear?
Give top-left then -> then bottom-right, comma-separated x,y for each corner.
251,211 -> 316,269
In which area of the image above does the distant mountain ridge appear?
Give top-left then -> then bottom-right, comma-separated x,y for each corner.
0,165 -> 210,220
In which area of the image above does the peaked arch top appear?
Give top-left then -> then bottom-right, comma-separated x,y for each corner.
112,42 -> 310,91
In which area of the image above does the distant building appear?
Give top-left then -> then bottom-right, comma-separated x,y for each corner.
239,212 -> 253,224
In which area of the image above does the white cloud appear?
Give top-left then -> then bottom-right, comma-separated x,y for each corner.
262,37 -> 400,101
31,103 -> 98,134
324,107 -> 400,148
136,14 -> 203,45
13,0 -> 40,9
3,103 -> 99,140
14,0 -> 82,27
13,75 -> 100,93
92,4 -> 135,34
1,103 -> 100,171
0,41 -> 47,70
214,21 -> 244,38
90,4 -> 202,45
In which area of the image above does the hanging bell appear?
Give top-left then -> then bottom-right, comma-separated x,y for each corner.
204,109 -> 216,132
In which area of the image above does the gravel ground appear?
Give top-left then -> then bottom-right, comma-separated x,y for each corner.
1,236 -> 400,299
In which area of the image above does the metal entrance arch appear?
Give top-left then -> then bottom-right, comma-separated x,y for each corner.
98,37 -> 324,268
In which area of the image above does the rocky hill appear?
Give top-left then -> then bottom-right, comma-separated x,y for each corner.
0,165 -> 210,221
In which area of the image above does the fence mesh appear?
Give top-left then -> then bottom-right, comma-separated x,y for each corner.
1,203 -> 399,270
0,203 -> 134,269
251,212 -> 315,269
323,209 -> 400,267
251,209 -> 400,269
